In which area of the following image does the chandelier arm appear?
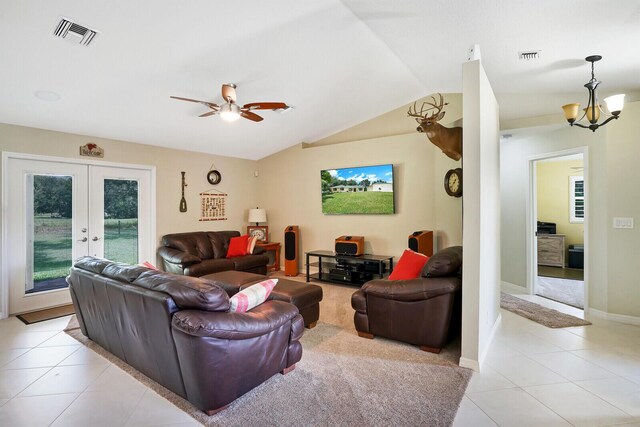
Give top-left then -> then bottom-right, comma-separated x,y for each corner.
597,115 -> 619,127
571,122 -> 592,129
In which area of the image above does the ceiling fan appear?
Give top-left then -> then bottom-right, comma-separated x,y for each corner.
170,83 -> 288,122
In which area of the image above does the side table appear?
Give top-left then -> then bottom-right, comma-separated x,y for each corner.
256,241 -> 281,272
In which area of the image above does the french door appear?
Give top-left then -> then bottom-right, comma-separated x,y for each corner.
4,155 -> 153,315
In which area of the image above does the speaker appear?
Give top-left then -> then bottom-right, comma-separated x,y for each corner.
284,225 -> 299,276
408,230 -> 433,257
335,235 -> 364,256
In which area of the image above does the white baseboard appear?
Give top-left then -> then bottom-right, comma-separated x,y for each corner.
586,307 -> 640,326
459,313 -> 502,373
501,280 -> 526,294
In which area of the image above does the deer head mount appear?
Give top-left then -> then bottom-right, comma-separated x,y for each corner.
408,93 -> 462,161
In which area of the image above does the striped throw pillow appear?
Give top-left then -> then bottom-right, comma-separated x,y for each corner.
229,279 -> 278,313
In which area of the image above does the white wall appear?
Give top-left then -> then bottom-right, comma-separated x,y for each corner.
460,60 -> 501,371
256,131 -> 462,266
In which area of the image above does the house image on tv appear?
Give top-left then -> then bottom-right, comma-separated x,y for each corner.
330,185 -> 366,193
329,182 -> 393,193
368,183 -> 393,192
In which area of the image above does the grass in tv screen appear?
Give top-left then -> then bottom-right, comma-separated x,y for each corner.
321,164 -> 394,214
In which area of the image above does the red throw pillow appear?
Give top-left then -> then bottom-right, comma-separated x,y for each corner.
226,235 -> 249,258
388,249 -> 429,280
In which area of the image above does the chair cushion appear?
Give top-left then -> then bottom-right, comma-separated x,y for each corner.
389,249 -> 429,280
229,279 -> 278,313
226,235 -> 249,258
422,246 -> 463,277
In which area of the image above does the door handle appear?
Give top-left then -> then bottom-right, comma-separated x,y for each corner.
77,237 -> 88,242
92,236 -> 102,241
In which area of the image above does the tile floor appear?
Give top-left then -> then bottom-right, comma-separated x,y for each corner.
2,295 -> 639,426
454,294 -> 640,427
0,315 -> 198,426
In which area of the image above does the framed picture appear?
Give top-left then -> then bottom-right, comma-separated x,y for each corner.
247,226 -> 269,243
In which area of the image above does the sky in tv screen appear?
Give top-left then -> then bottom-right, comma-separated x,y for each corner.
321,164 -> 394,214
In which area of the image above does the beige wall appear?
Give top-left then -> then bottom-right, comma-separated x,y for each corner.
605,101 -> 640,318
536,159 -> 585,254
256,132 -> 462,266
0,123 -> 259,266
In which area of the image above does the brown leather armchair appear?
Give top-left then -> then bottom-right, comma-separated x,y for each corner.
351,246 -> 462,353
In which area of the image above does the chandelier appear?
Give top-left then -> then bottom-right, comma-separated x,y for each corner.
562,55 -> 625,132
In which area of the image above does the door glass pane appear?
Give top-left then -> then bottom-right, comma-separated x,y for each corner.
29,174 -> 72,294
103,179 -> 138,264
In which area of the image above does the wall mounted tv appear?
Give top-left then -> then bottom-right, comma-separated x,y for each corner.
321,164 -> 395,214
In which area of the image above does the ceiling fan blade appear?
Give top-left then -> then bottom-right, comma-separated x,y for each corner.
171,96 -> 219,110
221,84 -> 237,103
199,111 -> 218,117
242,102 -> 288,110
241,111 -> 264,122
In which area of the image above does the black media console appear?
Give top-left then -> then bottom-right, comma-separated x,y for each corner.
305,250 -> 394,286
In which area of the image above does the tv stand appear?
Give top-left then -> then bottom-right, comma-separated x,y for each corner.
305,250 -> 394,286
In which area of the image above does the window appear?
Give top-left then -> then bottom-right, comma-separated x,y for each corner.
570,176 -> 584,223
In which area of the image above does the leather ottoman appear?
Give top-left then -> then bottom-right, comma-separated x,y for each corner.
203,270 -> 323,328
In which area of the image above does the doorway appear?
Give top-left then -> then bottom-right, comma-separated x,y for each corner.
529,149 -> 587,312
2,153 -> 154,316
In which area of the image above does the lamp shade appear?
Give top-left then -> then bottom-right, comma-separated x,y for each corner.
248,208 -> 267,224
584,105 -> 601,123
562,103 -> 580,122
604,94 -> 625,114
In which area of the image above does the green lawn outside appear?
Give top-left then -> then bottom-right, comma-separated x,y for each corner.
322,191 -> 394,214
33,217 -> 138,282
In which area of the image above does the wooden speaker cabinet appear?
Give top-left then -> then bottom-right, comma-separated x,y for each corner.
284,225 -> 299,276
335,236 -> 364,256
408,230 -> 433,257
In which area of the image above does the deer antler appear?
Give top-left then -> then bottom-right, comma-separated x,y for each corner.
407,93 -> 450,120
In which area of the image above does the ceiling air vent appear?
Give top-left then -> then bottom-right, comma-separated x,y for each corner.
52,18 -> 98,46
518,50 -> 541,60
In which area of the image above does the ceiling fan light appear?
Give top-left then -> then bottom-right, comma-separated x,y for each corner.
219,103 -> 240,122
562,103 -> 580,122
604,94 -> 625,115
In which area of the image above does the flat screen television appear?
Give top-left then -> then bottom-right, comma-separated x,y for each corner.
321,164 -> 395,214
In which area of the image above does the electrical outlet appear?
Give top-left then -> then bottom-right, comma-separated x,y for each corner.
613,217 -> 634,229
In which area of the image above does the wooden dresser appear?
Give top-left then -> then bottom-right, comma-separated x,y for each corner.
537,234 -> 565,267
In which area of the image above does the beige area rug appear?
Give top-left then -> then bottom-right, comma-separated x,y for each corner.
65,279 -> 471,426
500,292 -> 591,328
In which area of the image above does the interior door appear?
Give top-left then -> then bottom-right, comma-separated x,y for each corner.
6,158 -> 88,314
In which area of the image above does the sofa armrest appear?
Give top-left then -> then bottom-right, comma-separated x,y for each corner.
252,246 -> 266,255
172,300 -> 300,340
158,247 -> 201,267
361,277 -> 461,302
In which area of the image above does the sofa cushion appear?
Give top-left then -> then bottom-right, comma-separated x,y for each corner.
184,258 -> 235,277
74,256 -> 112,275
208,231 -> 241,259
133,270 -> 230,311
226,235 -> 249,258
247,235 -> 258,254
162,232 -> 214,259
102,263 -> 150,283
229,279 -> 278,313
389,249 -> 429,280
422,246 -> 463,277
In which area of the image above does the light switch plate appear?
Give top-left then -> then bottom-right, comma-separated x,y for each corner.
613,217 -> 634,229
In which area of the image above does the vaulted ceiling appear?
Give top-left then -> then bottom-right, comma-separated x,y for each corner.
1,1 -> 639,159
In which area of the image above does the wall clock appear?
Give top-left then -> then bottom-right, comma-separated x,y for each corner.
207,169 -> 222,185
444,168 -> 462,197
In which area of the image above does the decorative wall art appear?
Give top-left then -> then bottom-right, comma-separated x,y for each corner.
199,189 -> 227,221
79,143 -> 104,158
179,171 -> 188,212
407,93 -> 462,161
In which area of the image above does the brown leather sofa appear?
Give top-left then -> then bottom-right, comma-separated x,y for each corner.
158,231 -> 268,276
67,256 -> 303,415
351,246 -> 462,353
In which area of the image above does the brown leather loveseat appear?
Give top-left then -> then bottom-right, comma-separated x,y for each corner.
158,231 -> 268,276
67,256 -> 303,415
351,246 -> 462,353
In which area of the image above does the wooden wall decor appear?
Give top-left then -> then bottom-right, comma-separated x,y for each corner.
79,143 -> 104,158
199,190 -> 227,221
